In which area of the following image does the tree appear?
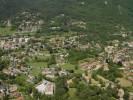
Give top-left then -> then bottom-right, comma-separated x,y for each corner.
0,59 -> 10,71
55,77 -> 68,96
48,55 -> 56,66
76,83 -> 118,100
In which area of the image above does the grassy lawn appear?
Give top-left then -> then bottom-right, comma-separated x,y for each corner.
117,78 -> 132,87
0,27 -> 15,35
28,62 -> 47,76
97,75 -> 109,82
74,69 -> 84,74
68,88 -> 78,100
28,51 -> 51,62
91,78 -> 100,86
61,63 -> 75,70
61,63 -> 84,74
26,51 -> 51,76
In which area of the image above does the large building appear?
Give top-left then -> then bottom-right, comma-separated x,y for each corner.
35,80 -> 55,95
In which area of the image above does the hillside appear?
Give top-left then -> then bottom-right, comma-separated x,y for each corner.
0,1 -> 133,100
0,0 -> 133,33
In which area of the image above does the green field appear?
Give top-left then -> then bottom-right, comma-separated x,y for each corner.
117,78 -> 132,87
68,88 -> 78,100
28,62 -> 47,76
61,63 -> 84,74
61,63 -> 75,70
0,27 -> 15,35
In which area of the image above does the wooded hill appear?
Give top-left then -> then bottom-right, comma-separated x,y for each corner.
0,0 -> 133,33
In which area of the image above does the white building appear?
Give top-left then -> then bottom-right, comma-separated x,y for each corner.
35,80 -> 55,95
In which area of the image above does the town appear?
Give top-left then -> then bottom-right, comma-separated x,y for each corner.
0,0 -> 133,99
0,30 -> 132,100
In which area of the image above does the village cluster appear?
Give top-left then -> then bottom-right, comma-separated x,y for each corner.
0,32 -> 133,100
